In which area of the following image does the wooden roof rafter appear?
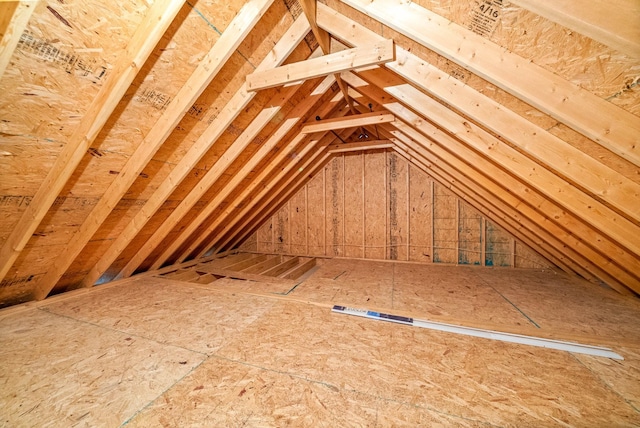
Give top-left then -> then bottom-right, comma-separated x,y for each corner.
0,0 -> 186,285
29,0 -> 276,300
117,75 -> 341,278
341,71 -> 639,294
333,0 -> 640,167
166,95 -> 353,265
0,0 -> 38,79
81,10 -> 314,287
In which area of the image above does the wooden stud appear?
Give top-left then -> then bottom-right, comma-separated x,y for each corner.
0,0 -> 185,285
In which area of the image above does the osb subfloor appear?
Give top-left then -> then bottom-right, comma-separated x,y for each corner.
1,258 -> 639,427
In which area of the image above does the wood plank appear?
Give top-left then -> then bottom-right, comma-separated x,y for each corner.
29,0 -> 275,300
0,0 -> 185,285
301,111 -> 394,133
0,0 -> 38,79
241,255 -> 282,274
327,140 -> 394,153
246,39 -> 394,91
509,0 -> 640,58
320,2 -> 640,167
193,265 -> 295,285
280,257 -> 316,280
262,257 -> 300,277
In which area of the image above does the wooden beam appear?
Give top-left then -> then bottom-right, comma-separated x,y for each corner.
122,81 -> 340,276
0,0 -> 38,79
81,13 -> 312,287
327,140 -> 394,153
30,0 -> 274,300
0,0 -> 185,285
302,111 -> 394,133
246,39 -> 394,91
509,0 -> 640,58
320,2 -> 640,167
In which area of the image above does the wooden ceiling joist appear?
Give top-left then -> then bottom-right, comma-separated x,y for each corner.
0,0 -> 185,285
29,0 -> 275,300
320,2 -> 640,167
301,110 -> 394,133
246,39 -> 394,91
81,12 -> 313,286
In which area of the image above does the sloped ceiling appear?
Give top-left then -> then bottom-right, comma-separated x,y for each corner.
0,0 -> 638,307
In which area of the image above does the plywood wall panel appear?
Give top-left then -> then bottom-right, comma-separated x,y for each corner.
458,203 -> 482,265
343,153 -> 364,258
257,218 -> 274,254
325,157 -> 344,257
289,186 -> 307,255
247,150 -> 552,272
274,204 -> 289,254
408,164 -> 432,262
433,183 -> 457,264
387,152 -> 408,261
364,151 -> 386,259
306,172 -> 325,256
486,220 -> 512,267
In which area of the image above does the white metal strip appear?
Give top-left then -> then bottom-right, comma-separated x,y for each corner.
331,305 -> 623,360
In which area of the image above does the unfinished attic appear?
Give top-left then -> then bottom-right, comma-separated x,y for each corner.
1,0 -> 640,424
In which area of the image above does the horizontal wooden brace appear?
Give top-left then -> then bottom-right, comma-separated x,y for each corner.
327,139 -> 394,153
302,111 -> 394,133
246,39 -> 394,91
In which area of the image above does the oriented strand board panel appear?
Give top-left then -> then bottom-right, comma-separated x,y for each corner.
247,150 -> 551,270
433,182 -> 457,264
408,164 -> 432,262
344,153 -> 364,258
325,157 -> 344,257
387,152 -> 408,261
3,261 -> 638,426
364,150 -> 386,259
